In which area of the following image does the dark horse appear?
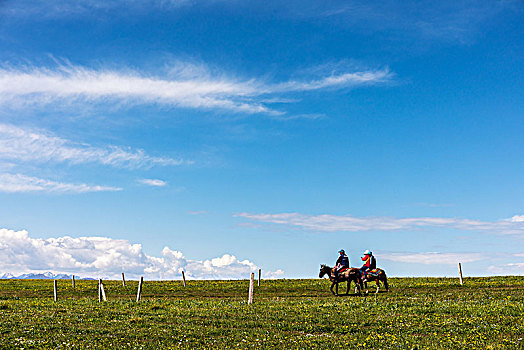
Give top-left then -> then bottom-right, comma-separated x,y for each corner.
319,264 -> 362,296
362,268 -> 389,293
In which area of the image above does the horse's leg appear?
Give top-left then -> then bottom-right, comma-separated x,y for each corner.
375,280 -> 380,294
383,275 -> 389,292
330,282 -> 336,296
354,278 -> 361,295
346,280 -> 350,295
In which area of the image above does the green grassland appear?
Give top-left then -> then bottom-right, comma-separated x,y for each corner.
0,277 -> 523,349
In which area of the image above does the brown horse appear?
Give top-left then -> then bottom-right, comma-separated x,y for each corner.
362,268 -> 389,293
319,264 -> 362,296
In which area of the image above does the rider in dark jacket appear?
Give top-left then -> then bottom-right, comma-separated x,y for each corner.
334,249 -> 350,277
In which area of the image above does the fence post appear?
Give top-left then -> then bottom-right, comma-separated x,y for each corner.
99,279 -> 107,301
258,269 -> 261,287
182,271 -> 186,287
248,272 -> 254,305
53,280 -> 58,301
122,272 -> 126,287
458,262 -> 464,285
136,276 -> 143,302
72,275 -> 75,289
98,279 -> 102,302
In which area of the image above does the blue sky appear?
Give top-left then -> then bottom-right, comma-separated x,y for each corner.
0,0 -> 522,279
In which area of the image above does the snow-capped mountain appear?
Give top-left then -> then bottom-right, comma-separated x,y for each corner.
0,272 -> 73,279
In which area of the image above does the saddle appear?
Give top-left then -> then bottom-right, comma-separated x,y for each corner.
332,267 -> 349,275
366,269 -> 380,277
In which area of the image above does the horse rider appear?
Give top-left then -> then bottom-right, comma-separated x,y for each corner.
333,249 -> 350,278
360,250 -> 376,281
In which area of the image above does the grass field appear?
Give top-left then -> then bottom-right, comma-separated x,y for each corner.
0,276 -> 523,349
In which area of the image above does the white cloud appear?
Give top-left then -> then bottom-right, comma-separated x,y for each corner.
138,179 -> 167,187
511,215 -> 524,222
0,173 -> 122,193
0,64 -> 267,113
235,212 -> 524,235
271,69 -> 391,92
487,263 -> 524,276
380,251 -> 483,265
0,123 -> 186,168
0,63 -> 392,115
263,269 -> 285,279
0,228 -> 281,280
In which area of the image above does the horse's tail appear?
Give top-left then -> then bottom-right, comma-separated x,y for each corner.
382,271 -> 389,291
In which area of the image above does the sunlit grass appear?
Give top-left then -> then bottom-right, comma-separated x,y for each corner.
0,277 -> 522,348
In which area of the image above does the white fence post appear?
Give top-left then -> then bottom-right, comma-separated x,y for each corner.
53,280 -> 58,301
136,276 -> 143,302
248,272 -> 254,305
258,269 -> 261,287
182,271 -> 186,287
122,272 -> 126,287
72,275 -> 75,289
99,279 -> 107,301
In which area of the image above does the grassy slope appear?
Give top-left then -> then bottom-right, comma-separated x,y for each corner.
0,277 -> 523,349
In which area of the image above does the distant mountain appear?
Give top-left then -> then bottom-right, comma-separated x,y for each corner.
0,272 -> 82,280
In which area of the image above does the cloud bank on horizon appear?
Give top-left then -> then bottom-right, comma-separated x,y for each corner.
1,227 -> 521,278
0,228 -> 284,280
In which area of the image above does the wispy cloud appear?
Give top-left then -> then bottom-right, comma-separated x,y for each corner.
2,1 -> 519,46
487,262 -> 524,276
187,210 -> 208,215
235,212 -> 524,235
0,228 -> 283,279
0,63 -> 392,115
380,251 -> 483,265
414,202 -> 454,208
0,0 -> 193,19
270,69 -> 391,92
0,173 -> 121,193
0,123 -> 185,168
138,179 -> 167,187
270,0 -> 519,43
269,113 -> 326,121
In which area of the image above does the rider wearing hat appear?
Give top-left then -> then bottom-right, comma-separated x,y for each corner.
334,249 -> 350,278
360,250 -> 376,281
